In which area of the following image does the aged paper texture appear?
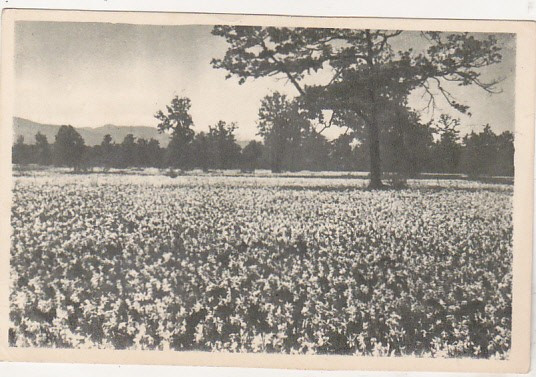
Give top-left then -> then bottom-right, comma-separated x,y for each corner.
1,9 -> 534,373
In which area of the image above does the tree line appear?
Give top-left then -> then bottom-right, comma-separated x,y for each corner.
12,96 -> 513,177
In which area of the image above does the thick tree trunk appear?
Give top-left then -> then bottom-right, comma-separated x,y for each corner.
363,30 -> 384,190
367,120 -> 384,189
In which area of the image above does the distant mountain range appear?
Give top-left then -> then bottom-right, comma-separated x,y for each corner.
13,117 -> 172,147
13,117 -> 252,148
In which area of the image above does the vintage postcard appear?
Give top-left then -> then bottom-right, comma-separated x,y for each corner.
0,9 -> 534,373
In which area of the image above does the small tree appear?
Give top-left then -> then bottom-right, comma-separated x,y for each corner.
431,114 -> 463,173
380,107 -> 434,178
494,131 -> 514,176
35,132 -> 51,165
13,136 -> 29,165
146,138 -> 164,168
258,92 -> 308,173
120,134 -> 137,167
192,132 -> 211,172
135,138 -> 150,167
329,134 -> 356,171
207,121 -> 242,169
241,140 -> 264,172
299,130 -> 330,171
100,134 -> 116,169
155,96 -> 195,169
461,125 -> 513,177
53,125 -> 85,170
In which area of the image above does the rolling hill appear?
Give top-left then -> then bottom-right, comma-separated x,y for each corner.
13,117 -> 171,147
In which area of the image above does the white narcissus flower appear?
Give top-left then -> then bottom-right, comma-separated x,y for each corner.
10,173 -> 513,358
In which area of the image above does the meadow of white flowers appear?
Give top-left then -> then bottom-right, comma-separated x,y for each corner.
10,172 -> 513,358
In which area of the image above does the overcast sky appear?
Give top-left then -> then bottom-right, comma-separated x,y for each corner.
14,22 -> 515,141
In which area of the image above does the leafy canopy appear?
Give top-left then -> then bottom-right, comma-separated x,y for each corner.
155,96 -> 195,143
212,26 -> 503,124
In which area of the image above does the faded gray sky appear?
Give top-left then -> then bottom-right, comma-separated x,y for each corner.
14,22 -> 515,140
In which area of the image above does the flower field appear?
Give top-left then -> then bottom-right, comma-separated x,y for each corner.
10,172 -> 513,358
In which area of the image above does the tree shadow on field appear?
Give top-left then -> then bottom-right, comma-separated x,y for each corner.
276,184 -> 511,194
417,185 -> 512,194
277,185 -> 367,193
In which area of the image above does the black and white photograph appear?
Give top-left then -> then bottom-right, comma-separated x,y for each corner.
1,10 -> 534,373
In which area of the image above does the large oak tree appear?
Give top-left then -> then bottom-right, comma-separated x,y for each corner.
211,26 -> 503,188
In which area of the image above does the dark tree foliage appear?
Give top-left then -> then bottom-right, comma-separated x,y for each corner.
328,134 -> 357,171
241,140 -> 264,172
207,121 -> 242,169
155,96 -> 196,169
144,138 -> 165,168
212,26 -> 503,188
155,96 -> 195,140
380,108 -> 434,178
35,132 -> 52,165
99,134 -> 117,169
12,119 -> 513,178
429,115 -> 463,174
12,136 -> 31,165
493,131 -> 515,176
53,125 -> 86,170
258,92 -> 309,173
120,134 -> 138,167
298,130 -> 330,171
192,132 -> 211,172
461,125 -> 514,177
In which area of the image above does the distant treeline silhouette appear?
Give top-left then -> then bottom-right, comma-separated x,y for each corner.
12,121 -> 513,177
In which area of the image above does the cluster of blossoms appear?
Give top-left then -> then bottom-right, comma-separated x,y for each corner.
10,173 -> 512,358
